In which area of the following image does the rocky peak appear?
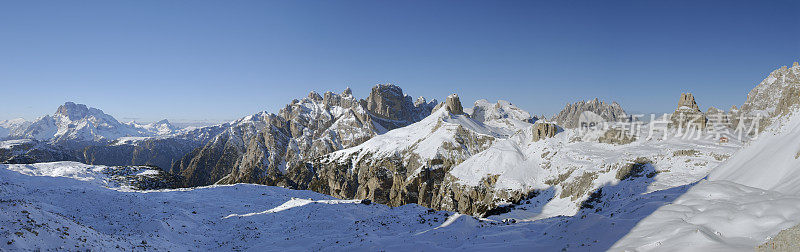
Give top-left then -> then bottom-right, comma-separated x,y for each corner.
531,122 -> 559,141
308,91 -> 323,101
740,62 -> 800,122
54,102 -> 122,127
365,84 -> 408,120
553,98 -> 628,128
414,96 -> 428,107
677,93 -> 701,112
342,87 -> 353,96
150,119 -> 176,129
671,92 -> 707,129
56,102 -> 94,121
444,94 -> 464,115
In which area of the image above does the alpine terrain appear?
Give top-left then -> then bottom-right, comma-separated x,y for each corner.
2,62 -> 800,251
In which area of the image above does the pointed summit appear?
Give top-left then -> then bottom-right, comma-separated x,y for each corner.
342,87 -> 353,96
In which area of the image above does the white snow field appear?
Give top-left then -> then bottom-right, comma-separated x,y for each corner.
0,160 -> 713,251
612,111 -> 800,251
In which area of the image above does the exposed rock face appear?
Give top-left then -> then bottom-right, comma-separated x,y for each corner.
303,108 -> 507,216
739,62 -> 800,131
364,84 -> 435,122
677,93 -> 700,111
553,98 -> 628,128
444,94 -> 464,115
175,84 -> 437,187
531,122 -> 559,142
670,93 -> 707,129
757,222 -> 800,251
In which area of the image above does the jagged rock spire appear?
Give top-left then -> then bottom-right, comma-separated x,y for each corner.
444,94 -> 464,115
677,93 -> 700,111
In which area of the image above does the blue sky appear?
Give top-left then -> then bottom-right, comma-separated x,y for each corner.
1,0 -> 798,123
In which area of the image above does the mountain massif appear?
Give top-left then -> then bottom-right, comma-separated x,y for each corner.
3,62 -> 800,251
3,62 -> 800,220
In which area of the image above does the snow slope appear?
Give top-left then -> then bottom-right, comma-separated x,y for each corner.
327,106 -> 513,163
612,109 -> 800,251
0,161 -> 694,251
449,122 -> 741,219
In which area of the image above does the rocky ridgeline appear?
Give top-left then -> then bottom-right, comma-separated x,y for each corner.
739,61 -> 800,131
669,61 -> 800,132
553,98 -> 628,128
173,84 -> 437,187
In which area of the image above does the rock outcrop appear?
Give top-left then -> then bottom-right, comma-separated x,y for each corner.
670,93 -> 707,129
677,93 -> 700,110
531,122 -> 559,141
444,94 -> 464,115
553,98 -> 628,128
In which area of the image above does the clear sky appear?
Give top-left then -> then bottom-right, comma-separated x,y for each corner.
1,0 -> 798,123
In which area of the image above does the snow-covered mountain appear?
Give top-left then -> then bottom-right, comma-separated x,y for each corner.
4,62 -> 800,250
0,118 -> 29,139
127,119 -> 180,136
553,98 -> 629,128
9,102 -> 180,145
307,95 -> 532,215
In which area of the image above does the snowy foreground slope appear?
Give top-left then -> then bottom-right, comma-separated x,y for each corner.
0,161 -> 722,251
612,110 -> 800,251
